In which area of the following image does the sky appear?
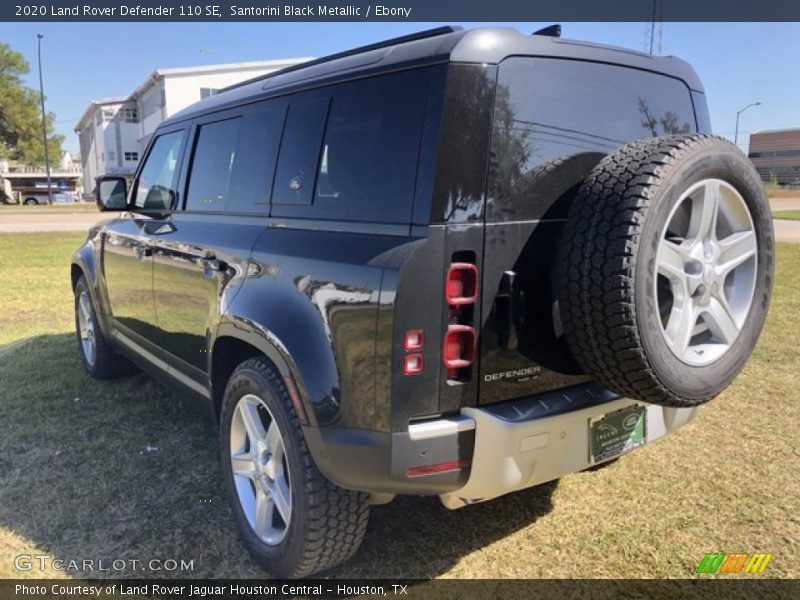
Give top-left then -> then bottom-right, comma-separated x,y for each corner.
2,21 -> 799,155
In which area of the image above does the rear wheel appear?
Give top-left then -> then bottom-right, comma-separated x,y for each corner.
555,134 -> 774,407
23,197 -> 39,205
220,357 -> 369,577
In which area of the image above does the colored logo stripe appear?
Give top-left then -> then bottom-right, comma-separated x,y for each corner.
745,553 -> 773,573
696,552 -> 773,574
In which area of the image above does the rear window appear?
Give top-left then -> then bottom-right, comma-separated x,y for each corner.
488,57 -> 697,221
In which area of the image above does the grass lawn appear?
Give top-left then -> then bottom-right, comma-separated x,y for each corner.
773,210 -> 800,221
0,232 -> 798,579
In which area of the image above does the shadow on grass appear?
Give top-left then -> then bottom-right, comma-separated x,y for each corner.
0,333 -> 556,579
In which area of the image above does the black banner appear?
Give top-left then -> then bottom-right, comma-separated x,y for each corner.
3,0 -> 800,22
4,579 -> 800,600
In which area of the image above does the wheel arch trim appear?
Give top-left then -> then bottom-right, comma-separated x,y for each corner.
212,319 -> 315,428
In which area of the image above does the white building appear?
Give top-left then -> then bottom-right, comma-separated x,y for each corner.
75,58 -> 311,193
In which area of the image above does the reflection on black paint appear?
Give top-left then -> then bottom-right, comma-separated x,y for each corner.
431,64 -> 497,223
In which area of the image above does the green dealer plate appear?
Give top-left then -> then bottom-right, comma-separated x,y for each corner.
589,404 -> 646,464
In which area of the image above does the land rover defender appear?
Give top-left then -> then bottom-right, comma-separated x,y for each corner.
72,26 -> 773,576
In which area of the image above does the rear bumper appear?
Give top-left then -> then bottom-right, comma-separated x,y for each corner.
304,383 -> 697,501
439,390 -> 697,509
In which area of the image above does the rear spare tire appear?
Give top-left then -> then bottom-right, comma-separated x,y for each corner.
555,134 -> 774,407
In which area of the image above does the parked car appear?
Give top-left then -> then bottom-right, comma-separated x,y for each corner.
72,26 -> 773,577
18,191 -> 77,204
52,192 -> 80,203
22,194 -> 50,205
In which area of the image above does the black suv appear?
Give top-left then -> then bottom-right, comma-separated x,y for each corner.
73,26 -> 773,577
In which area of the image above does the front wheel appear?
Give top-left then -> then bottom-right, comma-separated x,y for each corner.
74,275 -> 136,379
220,358 -> 369,577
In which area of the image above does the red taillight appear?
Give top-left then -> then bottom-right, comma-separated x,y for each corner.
406,458 -> 471,477
403,353 -> 424,376
446,263 -> 478,306
442,324 -> 476,369
402,329 -> 425,376
403,329 -> 424,351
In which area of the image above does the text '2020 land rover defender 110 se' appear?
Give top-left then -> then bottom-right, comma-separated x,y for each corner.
73,27 -> 774,577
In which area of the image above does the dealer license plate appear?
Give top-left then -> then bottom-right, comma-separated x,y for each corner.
589,404 -> 646,464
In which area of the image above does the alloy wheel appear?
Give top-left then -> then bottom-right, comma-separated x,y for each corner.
77,290 -> 97,366
654,178 -> 758,366
229,394 -> 292,545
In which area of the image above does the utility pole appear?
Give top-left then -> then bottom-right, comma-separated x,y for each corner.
735,102 -> 762,148
647,0 -> 664,55
37,33 -> 53,205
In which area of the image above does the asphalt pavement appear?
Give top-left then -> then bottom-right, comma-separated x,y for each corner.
0,211 -> 108,232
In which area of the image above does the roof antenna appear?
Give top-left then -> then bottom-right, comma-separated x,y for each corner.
532,24 -> 561,38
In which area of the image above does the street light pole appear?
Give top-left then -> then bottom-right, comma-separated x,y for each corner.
734,101 -> 762,149
36,33 -> 53,205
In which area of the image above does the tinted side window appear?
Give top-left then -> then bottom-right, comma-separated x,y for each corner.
272,96 -> 330,206
314,70 -> 430,223
185,104 -> 286,213
488,58 -> 697,221
271,68 -> 432,223
227,106 -> 285,213
186,118 -> 240,212
134,131 -> 184,210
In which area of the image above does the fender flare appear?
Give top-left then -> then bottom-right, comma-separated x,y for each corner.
212,318 -> 318,428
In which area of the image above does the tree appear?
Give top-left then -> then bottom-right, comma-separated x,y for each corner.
0,42 -> 63,165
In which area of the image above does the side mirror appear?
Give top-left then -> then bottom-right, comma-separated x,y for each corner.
96,176 -> 128,211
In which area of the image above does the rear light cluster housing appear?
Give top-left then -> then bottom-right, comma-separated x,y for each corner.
443,260 -> 478,380
400,258 -> 479,380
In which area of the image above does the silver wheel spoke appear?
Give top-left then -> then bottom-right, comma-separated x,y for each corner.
704,297 -> 740,344
657,241 -> 689,283
231,452 -> 257,479
79,293 -> 91,323
253,488 -> 274,539
238,400 -> 266,443
717,230 -> 756,277
271,478 -> 292,523
664,301 -> 697,355
266,421 -> 282,457
690,180 -> 720,242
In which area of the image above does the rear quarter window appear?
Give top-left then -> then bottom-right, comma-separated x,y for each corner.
488,57 -> 697,221
271,67 -> 433,224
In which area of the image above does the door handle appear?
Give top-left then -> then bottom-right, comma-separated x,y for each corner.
136,247 -> 153,261
202,255 -> 227,276
496,270 -> 521,351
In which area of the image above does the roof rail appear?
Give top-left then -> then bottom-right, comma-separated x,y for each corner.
221,26 -> 463,93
